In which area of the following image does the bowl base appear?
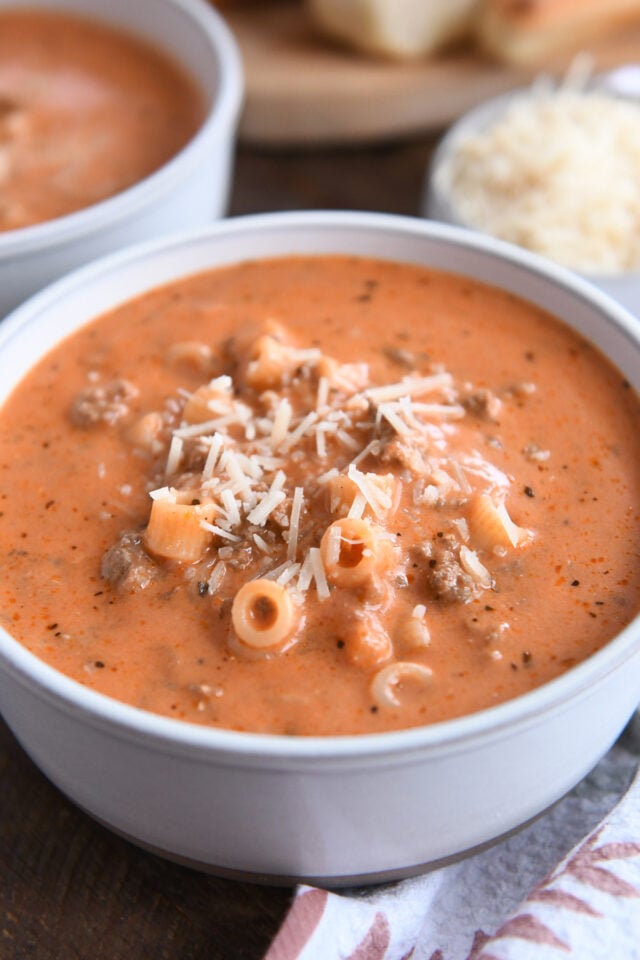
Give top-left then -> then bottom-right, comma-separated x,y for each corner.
85,803 -> 554,889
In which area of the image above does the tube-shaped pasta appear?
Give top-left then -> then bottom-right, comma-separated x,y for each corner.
467,493 -> 532,551
396,612 -> 431,650
144,500 -> 217,562
327,473 -> 359,517
316,355 -> 369,393
245,333 -> 294,390
320,517 -> 391,588
371,661 -> 433,709
231,579 -> 296,650
126,411 -> 164,454
165,340 -> 214,374
182,381 -> 233,424
342,615 -> 393,671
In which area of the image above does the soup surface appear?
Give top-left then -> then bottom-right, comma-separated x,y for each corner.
1,255 -> 639,736
0,9 -> 203,231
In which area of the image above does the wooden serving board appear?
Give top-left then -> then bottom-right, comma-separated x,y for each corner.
224,0 -> 640,147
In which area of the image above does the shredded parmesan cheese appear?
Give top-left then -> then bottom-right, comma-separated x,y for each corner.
365,373 -> 453,403
459,545 -> 492,588
165,434 -> 184,474
438,87 -> 640,273
280,411 -> 319,452
200,520 -> 242,542
276,562 -> 301,585
347,492 -> 367,520
270,397 -> 292,449
325,522 -> 342,567
220,489 -> 241,528
202,433 -> 225,479
287,486 -> 304,562
208,562 -> 227,593
309,547 -> 330,600
246,489 -> 286,527
252,533 -> 273,554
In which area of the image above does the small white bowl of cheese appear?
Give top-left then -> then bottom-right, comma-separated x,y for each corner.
423,70 -> 640,316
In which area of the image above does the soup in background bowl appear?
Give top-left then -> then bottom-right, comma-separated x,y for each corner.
0,0 -> 242,317
0,211 -> 639,885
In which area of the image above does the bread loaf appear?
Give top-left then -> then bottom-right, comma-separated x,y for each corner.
477,0 -> 640,65
306,0 -> 478,60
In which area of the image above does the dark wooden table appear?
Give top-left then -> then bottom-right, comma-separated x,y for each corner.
0,133 -> 440,960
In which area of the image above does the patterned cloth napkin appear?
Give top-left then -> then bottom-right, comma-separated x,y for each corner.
265,713 -> 640,960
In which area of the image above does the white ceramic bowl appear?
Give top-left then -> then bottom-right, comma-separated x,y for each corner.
0,211 -> 639,887
0,0 -> 243,318
423,83 -> 640,317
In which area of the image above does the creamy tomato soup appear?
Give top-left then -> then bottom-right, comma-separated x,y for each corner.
1,255 -> 639,736
0,9 -> 203,231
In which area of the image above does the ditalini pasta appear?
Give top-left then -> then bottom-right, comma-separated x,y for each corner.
231,579 -> 298,652
1,254 -> 639,735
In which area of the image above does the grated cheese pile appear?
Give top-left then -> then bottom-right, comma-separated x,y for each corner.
438,89 -> 640,274
147,356 -> 474,600
136,327 -> 533,615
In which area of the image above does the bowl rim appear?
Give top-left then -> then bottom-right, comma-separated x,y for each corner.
1,208 -> 639,764
0,0 -> 244,259
423,78 -> 640,283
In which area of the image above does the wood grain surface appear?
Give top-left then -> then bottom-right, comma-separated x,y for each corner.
0,134 -> 438,960
0,717 -> 290,959
225,0 -> 640,147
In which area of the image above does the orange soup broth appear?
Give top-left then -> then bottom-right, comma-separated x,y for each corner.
1,255 -> 639,735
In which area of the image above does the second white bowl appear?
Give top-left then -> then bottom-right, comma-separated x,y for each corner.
0,0 -> 243,318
